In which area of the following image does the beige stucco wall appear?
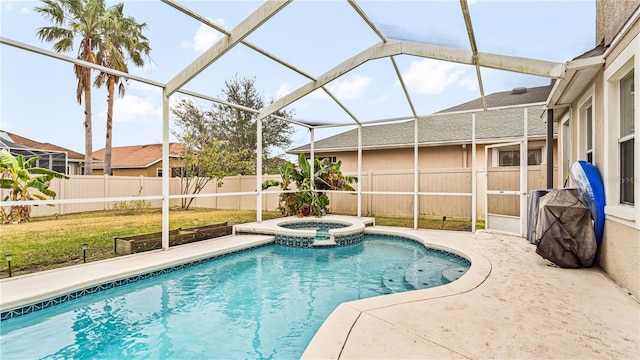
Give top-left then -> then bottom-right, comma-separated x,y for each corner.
94,158 -> 184,177
564,10 -> 640,300
599,220 -> 640,299
333,145 -> 468,173
596,0 -> 639,46
314,142 -> 556,173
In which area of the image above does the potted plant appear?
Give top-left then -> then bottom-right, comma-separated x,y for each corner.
262,154 -> 357,217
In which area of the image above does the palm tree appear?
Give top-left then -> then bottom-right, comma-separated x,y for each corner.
94,3 -> 150,175
36,0 -> 107,175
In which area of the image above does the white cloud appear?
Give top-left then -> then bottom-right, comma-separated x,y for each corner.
308,88 -> 330,100
4,3 -> 13,11
182,19 -> 225,53
20,7 -> 29,14
103,95 -> 162,123
468,0 -> 478,5
329,75 -> 372,100
401,59 -> 468,95
275,83 -> 293,99
459,75 -> 478,91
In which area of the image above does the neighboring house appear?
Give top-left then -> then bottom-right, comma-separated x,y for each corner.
289,85 -> 556,173
545,1 -> 639,299
0,130 -> 85,175
93,143 -> 185,177
289,85 -> 557,225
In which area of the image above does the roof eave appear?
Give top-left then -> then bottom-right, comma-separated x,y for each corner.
545,55 -> 605,121
288,135 -> 555,154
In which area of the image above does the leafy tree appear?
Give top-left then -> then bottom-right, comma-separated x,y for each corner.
210,74 -> 295,174
0,150 -> 69,224
171,99 -> 249,210
94,3 -> 150,176
262,154 -> 357,217
36,0 -> 108,175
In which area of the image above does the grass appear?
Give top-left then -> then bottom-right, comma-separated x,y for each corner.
0,209 -> 482,278
374,215 -> 484,232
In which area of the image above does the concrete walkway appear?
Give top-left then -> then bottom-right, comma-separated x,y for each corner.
1,226 -> 638,359
303,228 -> 640,359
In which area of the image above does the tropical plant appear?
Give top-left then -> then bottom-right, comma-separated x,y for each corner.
36,0 -> 109,175
94,3 -> 150,176
0,150 -> 69,224
262,154 -> 357,217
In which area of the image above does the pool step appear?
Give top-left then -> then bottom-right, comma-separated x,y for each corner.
313,239 -> 336,246
382,264 -> 414,293
404,255 -> 451,290
442,267 -> 468,284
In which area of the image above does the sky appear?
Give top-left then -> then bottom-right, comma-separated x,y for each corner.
0,0 -> 596,159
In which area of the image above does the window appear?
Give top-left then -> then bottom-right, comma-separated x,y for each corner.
620,70 -> 634,205
307,156 -> 337,164
586,105 -> 594,164
158,167 -> 185,177
171,167 -> 185,177
498,149 -> 542,166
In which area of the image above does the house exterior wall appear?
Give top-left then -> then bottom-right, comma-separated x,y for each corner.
562,11 -> 639,299
93,158 -> 184,177
600,17 -> 639,300
596,0 -> 639,46
333,145 -> 468,172
314,142 -> 556,173
306,140 -> 557,221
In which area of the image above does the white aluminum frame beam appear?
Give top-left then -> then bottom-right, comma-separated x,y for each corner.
459,0 -> 487,110
0,37 -> 164,88
163,0 -> 359,125
260,39 -> 565,120
165,0 -> 291,96
348,0 -> 387,42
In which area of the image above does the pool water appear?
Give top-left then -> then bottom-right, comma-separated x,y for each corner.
0,235 -> 469,359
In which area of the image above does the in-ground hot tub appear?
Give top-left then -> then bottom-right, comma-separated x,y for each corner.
234,216 -> 375,248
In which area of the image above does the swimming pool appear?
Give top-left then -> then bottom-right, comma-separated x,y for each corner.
0,234 -> 469,359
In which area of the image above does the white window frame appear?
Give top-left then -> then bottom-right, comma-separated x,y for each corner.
560,115 -> 572,187
603,35 -> 639,228
577,88 -> 595,164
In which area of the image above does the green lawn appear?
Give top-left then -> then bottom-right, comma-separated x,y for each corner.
0,209 -> 481,278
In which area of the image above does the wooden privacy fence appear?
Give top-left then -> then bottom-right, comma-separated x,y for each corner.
2,166 -> 556,220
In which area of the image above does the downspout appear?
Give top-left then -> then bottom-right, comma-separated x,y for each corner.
546,109 -> 554,189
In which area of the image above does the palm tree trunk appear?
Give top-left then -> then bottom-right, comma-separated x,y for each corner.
105,75 -> 115,176
84,68 -> 93,175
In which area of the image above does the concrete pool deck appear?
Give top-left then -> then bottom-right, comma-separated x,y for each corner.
1,224 -> 638,359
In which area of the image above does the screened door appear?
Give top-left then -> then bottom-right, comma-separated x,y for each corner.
485,142 -> 527,236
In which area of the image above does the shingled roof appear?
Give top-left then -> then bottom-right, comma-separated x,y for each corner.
0,130 -> 85,160
93,143 -> 184,169
289,86 -> 554,154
